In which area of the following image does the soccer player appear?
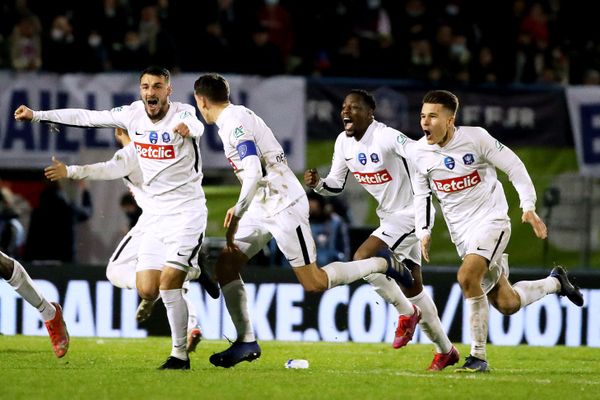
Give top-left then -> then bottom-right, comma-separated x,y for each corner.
192,73 -> 408,368
413,90 -> 584,372
14,66 -> 206,370
304,89 -> 459,371
44,128 -> 220,352
0,251 -> 69,357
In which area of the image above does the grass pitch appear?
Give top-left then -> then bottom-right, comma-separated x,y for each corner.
1,336 -> 598,400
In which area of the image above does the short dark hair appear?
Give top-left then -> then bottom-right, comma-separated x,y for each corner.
422,90 -> 459,115
139,66 -> 170,83
348,89 -> 376,111
194,73 -> 230,103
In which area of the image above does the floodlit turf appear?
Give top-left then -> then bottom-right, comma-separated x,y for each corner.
1,336 -> 598,400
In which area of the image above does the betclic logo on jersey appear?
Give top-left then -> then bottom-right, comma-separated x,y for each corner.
433,170 -> 481,193
134,142 -> 175,159
353,169 -> 392,185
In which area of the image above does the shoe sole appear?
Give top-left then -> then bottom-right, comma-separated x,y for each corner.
210,352 -> 261,368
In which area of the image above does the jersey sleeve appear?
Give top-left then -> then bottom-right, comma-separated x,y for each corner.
175,105 -> 205,138
314,135 -> 349,196
32,106 -> 130,129
66,144 -> 137,180
476,128 -> 537,211
384,127 -> 414,160
224,120 -> 263,218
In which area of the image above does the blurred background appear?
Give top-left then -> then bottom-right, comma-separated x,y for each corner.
0,0 -> 598,270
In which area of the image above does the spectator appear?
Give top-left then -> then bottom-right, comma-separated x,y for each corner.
110,30 -> 149,71
8,15 -> 42,71
138,5 -> 179,72
43,15 -> 77,73
307,191 -> 350,266
24,181 -> 92,263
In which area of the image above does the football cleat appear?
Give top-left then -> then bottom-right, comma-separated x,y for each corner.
392,305 -> 421,349
136,298 -> 157,323
550,266 -> 584,307
187,327 -> 202,353
455,355 -> 490,373
198,271 -> 220,299
427,346 -> 460,371
44,302 -> 70,358
158,356 -> 190,370
209,341 -> 261,368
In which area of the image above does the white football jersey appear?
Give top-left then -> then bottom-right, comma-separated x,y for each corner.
412,126 -> 537,242
66,143 -> 150,211
34,101 -> 206,214
314,120 -> 416,219
215,104 -> 305,217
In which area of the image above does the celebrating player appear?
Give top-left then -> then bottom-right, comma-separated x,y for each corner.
44,127 -> 220,352
15,66 -> 206,370
304,89 -> 459,371
413,90 -> 584,372
192,73 -> 409,368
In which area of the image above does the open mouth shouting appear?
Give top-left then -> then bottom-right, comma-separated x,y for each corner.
146,98 -> 159,113
343,117 -> 354,133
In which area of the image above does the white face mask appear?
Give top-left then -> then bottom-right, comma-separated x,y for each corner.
51,28 -> 64,41
88,34 -> 102,47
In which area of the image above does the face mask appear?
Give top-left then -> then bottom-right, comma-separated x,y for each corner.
451,44 -> 466,56
88,34 -> 102,47
265,0 -> 279,5
51,28 -> 64,41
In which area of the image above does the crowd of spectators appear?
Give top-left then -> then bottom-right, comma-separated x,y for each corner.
0,0 -> 598,85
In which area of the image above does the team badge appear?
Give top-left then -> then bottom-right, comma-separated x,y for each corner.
358,153 -> 367,165
149,131 -> 158,144
239,143 -> 248,158
162,132 -> 171,143
370,153 -> 380,163
444,156 -> 455,170
463,153 -> 474,165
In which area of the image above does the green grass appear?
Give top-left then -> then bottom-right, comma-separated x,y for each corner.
1,336 -> 598,400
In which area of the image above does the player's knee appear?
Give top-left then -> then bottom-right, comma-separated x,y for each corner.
137,285 -> 159,300
457,269 -> 478,293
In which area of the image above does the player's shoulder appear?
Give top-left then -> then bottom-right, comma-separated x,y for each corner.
457,125 -> 491,138
111,101 -> 140,113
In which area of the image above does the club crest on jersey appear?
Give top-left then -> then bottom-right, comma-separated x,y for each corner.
149,131 -> 158,144
358,153 -> 367,165
463,153 -> 474,165
444,156 -> 455,169
370,153 -> 380,163
162,132 -> 171,143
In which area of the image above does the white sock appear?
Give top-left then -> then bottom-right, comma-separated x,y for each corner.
323,258 -> 387,289
363,273 -> 414,315
7,258 -> 56,321
512,277 -> 560,309
467,294 -> 489,361
182,284 -> 199,330
105,260 -> 136,289
160,288 -> 188,360
409,290 -> 452,354
222,279 -> 255,342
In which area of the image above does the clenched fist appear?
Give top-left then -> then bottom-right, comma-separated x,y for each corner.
304,168 -> 320,188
